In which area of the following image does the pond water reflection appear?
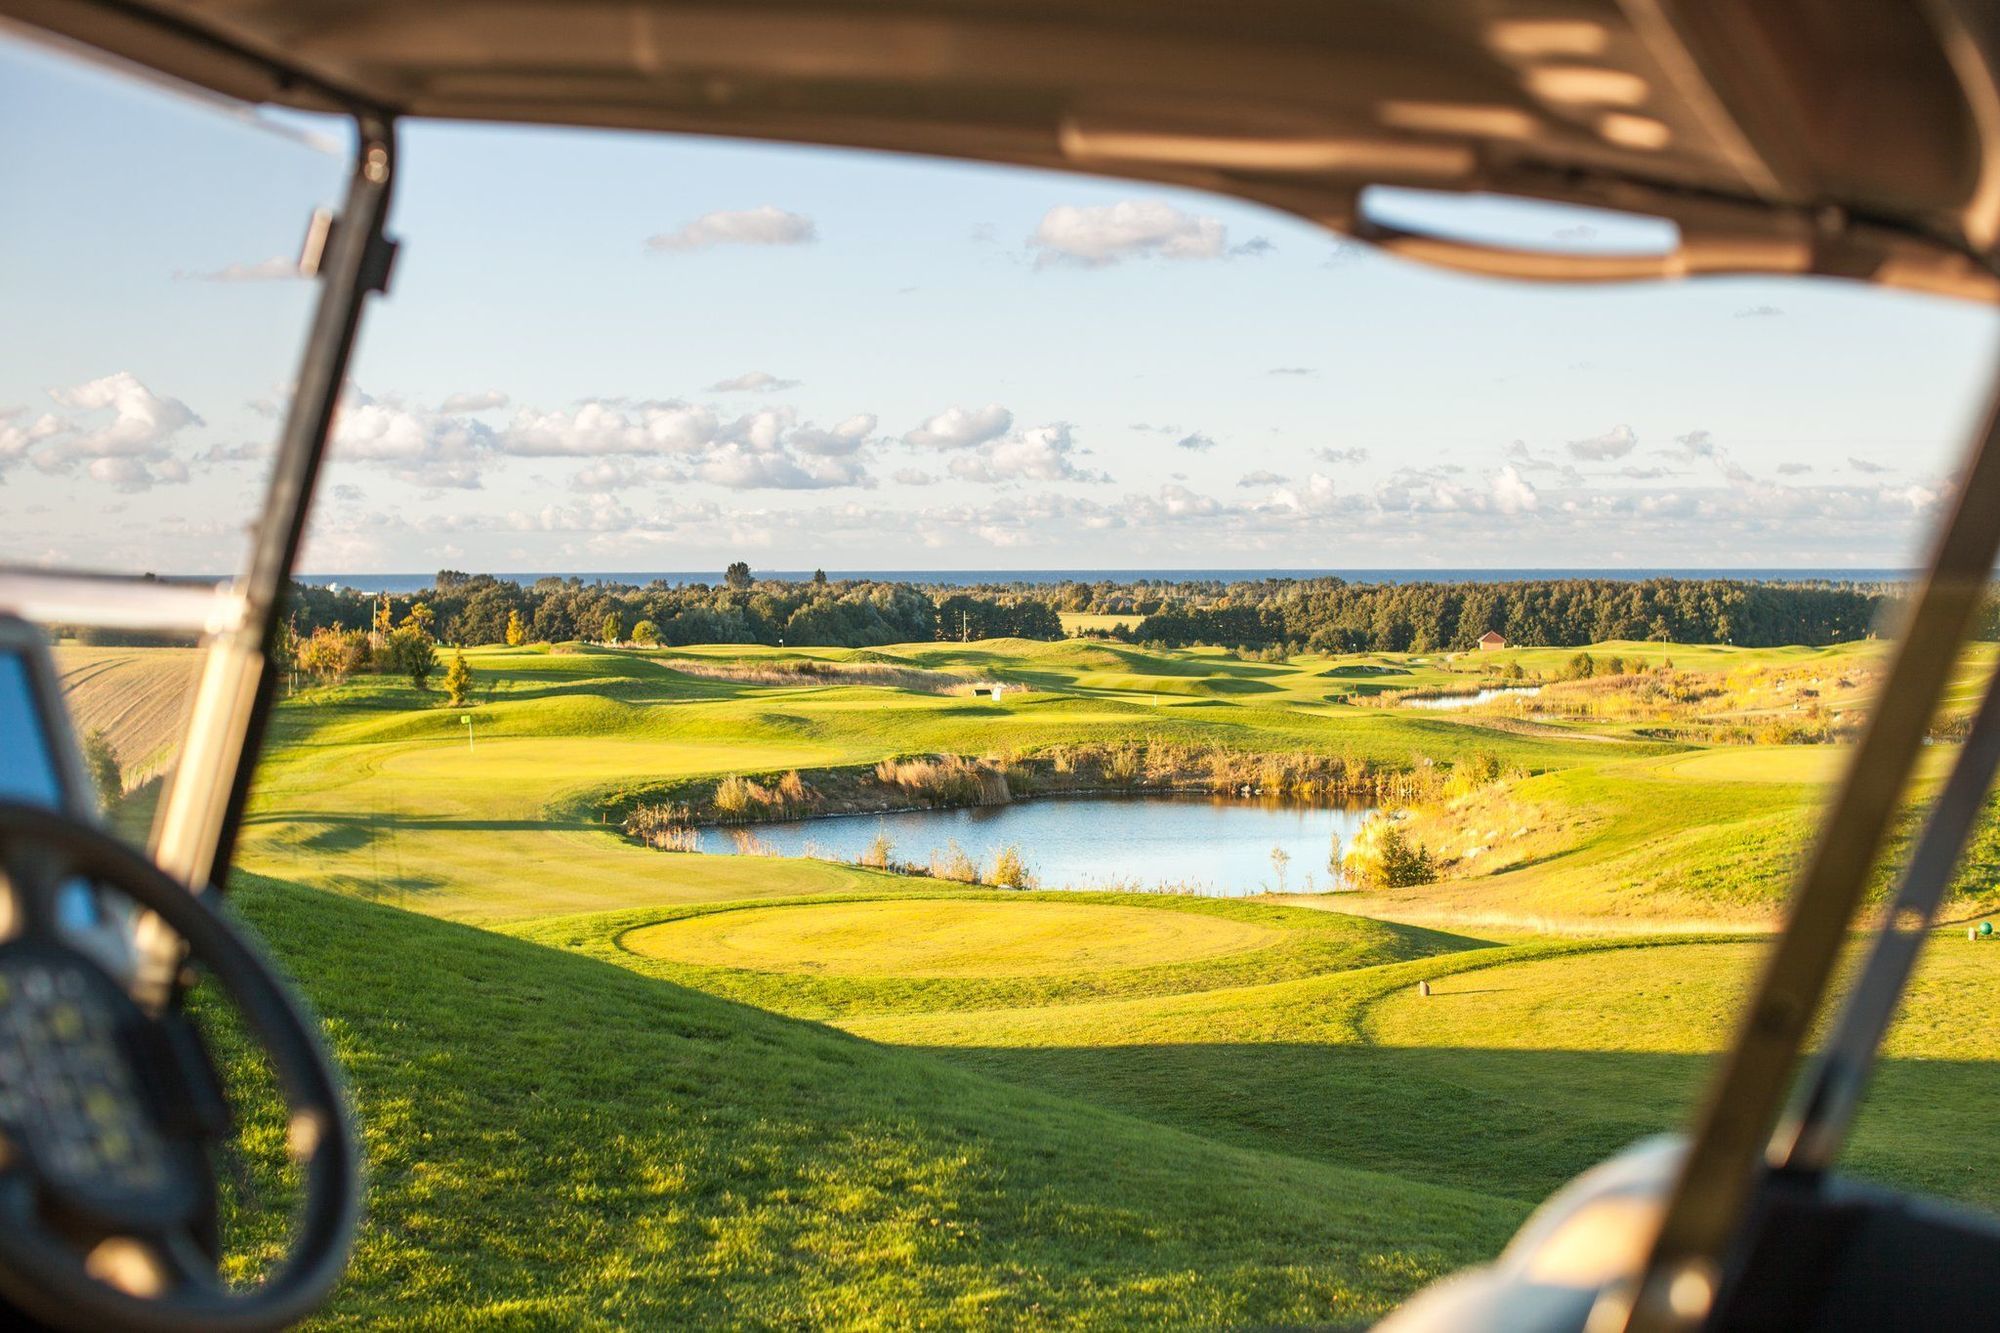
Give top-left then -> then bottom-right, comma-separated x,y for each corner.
695,795 -> 1376,896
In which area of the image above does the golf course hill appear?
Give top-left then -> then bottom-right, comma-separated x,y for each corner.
52,631 -> 2000,1325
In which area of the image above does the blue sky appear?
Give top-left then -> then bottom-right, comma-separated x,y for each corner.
4,31 -> 1998,576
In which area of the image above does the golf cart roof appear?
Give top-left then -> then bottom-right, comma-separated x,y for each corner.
9,0 -> 2000,300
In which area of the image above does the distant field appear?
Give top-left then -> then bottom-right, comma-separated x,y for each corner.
51,643 -> 201,785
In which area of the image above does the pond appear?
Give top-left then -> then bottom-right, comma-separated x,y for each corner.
694,795 -> 1377,896
1402,685 -> 1542,710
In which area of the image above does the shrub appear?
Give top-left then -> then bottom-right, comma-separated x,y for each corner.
632,620 -> 659,646
988,845 -> 1031,889
932,840 -> 978,883
860,831 -> 895,869
297,626 -> 368,684
386,626 -> 438,692
1343,815 -> 1437,890
81,729 -> 121,801
444,648 -> 473,707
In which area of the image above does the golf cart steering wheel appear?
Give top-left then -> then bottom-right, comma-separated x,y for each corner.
0,801 -> 358,1332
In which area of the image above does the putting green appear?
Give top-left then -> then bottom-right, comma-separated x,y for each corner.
623,898 -> 1286,978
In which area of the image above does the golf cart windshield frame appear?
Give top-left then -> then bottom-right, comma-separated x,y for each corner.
4,10 -> 2000,1330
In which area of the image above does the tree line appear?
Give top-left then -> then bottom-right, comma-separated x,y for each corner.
1122,577 -> 1897,652
284,569 -> 1063,649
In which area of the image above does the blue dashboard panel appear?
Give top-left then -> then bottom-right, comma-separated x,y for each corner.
0,651 -> 65,810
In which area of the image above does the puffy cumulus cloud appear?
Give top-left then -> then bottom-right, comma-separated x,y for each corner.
1314,446 -> 1370,465
517,402 -> 881,490
1850,456 -> 1891,475
566,457 -> 680,493
904,403 -> 1013,451
708,370 -> 800,393
1265,472 -> 1348,515
1175,432 -> 1218,452
331,390 -> 496,490
438,389 -> 509,413
1126,483 -> 1227,524
174,256 -> 298,282
646,206 -> 816,252
1567,424 -> 1638,461
0,408 -> 66,470
790,413 -> 877,458
1491,465 -> 1538,514
502,399 -> 719,457
946,422 -> 1111,485
47,373 -> 199,457
696,440 -> 871,491
1028,201 -> 1227,267
20,372 -> 203,490
1238,469 -> 1289,487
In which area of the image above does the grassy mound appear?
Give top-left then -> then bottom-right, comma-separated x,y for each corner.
536,891 -> 1479,1017
624,897 -> 1284,977
230,875 -> 1515,1328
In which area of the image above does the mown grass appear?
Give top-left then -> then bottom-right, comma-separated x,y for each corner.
523,890 -> 1482,1018
228,874 -> 1517,1329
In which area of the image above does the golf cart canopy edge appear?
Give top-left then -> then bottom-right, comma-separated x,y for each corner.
7,0 -> 2000,301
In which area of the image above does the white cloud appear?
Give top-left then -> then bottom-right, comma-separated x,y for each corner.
502,400 -> 720,457
1175,432 -> 1217,452
175,256 -> 298,282
893,468 -> 940,486
1734,305 -> 1785,318
1491,465 -> 1538,514
1567,424 -> 1638,461
708,371 -> 801,393
1777,462 -> 1814,476
790,413 -> 877,457
1850,456 -> 1891,475
904,403 -> 1013,450
947,422 -> 1110,484
1315,446 -> 1370,465
438,389 -> 510,413
21,372 -> 202,490
1238,470 -> 1289,487
646,206 -> 817,252
1028,201 -> 1228,267
1267,367 -> 1315,376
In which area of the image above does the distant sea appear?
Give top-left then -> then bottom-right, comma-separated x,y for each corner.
292,568 -> 1912,594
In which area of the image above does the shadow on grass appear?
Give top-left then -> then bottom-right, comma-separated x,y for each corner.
895,1039 -> 2000,1217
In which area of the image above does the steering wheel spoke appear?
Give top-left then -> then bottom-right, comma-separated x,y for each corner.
0,837 -> 71,941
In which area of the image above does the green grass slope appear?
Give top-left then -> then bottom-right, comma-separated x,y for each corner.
231,875 -> 1517,1329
